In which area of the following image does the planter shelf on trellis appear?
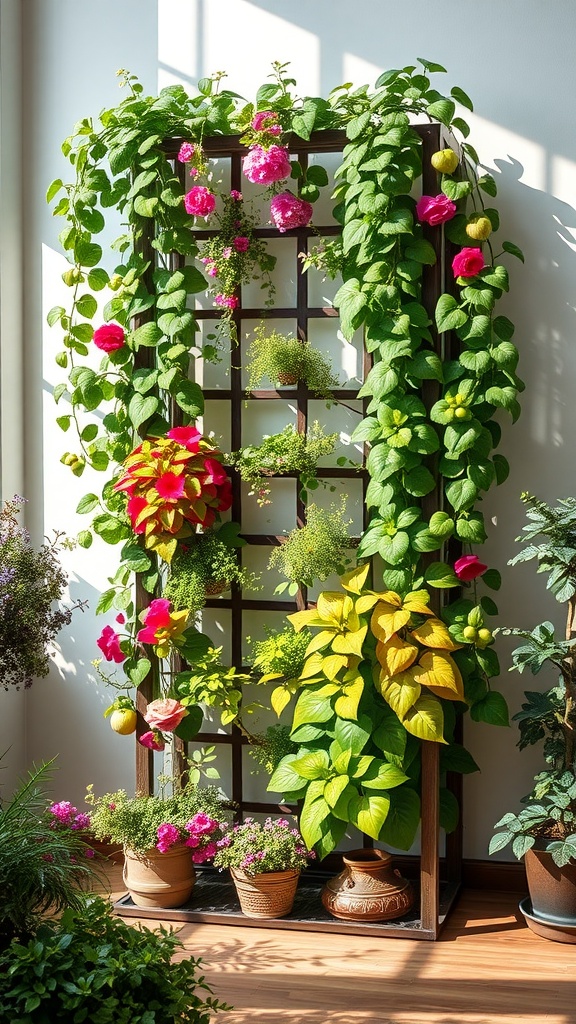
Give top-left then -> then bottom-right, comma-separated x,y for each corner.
125,124 -> 462,940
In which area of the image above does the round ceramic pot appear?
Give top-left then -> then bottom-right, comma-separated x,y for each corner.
276,372 -> 298,386
230,867 -> 300,919
524,847 -> 576,929
322,848 -> 414,922
123,844 -> 196,909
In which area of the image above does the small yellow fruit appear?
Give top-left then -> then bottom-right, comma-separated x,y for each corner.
466,216 -> 492,241
431,148 -> 459,175
110,709 -> 137,735
477,628 -> 493,644
454,406 -> 469,420
463,626 -> 477,642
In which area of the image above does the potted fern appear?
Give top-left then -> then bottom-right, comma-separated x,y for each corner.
163,524 -> 260,612
245,323 -> 339,397
490,493 -> 576,941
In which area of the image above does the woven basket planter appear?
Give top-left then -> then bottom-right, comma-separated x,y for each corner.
230,867 -> 300,919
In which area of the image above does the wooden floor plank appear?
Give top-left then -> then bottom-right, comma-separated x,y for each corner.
103,865 -> 576,1024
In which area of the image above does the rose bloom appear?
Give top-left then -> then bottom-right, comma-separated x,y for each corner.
415,194 -> 457,226
270,192 -> 314,233
251,110 -> 282,135
242,144 -> 291,185
138,730 -> 165,752
233,236 -> 250,252
92,323 -> 126,353
177,141 -> 195,163
96,624 -> 125,663
452,247 -> 485,278
454,554 -> 488,581
184,185 -> 216,218
144,697 -> 188,733
214,293 -> 240,309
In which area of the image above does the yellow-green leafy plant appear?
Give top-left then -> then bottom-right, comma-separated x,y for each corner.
245,323 -> 339,398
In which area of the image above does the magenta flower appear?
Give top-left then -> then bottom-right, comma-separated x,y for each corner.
251,110 -> 280,132
233,236 -> 250,252
115,613 -> 126,625
184,185 -> 216,218
230,190 -> 243,201
415,194 -> 457,226
138,730 -> 165,752
270,192 -> 314,233
452,247 -> 485,278
222,246 -> 233,259
96,625 -> 125,664
72,813 -> 91,831
49,801 -> 77,825
186,812 -> 218,835
177,142 -> 195,163
242,144 -> 291,185
214,294 -> 240,309
154,471 -> 186,500
454,554 -> 488,581
85,849 -> 95,858
137,598 -> 171,644
166,425 -> 202,452
92,323 -> 126,353
156,822 -> 181,852
206,263 -> 219,277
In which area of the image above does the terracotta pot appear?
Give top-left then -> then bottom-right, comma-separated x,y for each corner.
523,847 -> 576,938
204,579 -> 230,596
322,848 -> 414,922
276,372 -> 298,386
230,867 -> 299,919
123,844 -> 196,909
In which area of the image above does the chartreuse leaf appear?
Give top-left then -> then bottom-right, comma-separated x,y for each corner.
379,787 -> 421,849
268,755 -> 307,794
376,635 -> 418,676
412,651 -> 465,701
349,793 -> 390,839
324,774 -> 351,808
376,670 -> 421,719
361,760 -> 408,790
334,714 -> 372,755
372,708 -> 408,765
291,686 -> 336,731
371,597 -> 410,642
299,792 -> 331,849
409,618 -> 461,651
334,676 -> 364,720
402,694 -> 446,742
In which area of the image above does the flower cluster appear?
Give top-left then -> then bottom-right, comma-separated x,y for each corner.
156,811 -> 222,862
242,144 -> 291,185
214,816 -> 314,876
270,192 -> 313,233
114,427 -> 232,562
49,801 -> 91,832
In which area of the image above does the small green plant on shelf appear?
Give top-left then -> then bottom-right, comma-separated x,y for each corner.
163,524 -> 260,613
249,624 -> 312,715
0,896 -> 231,1023
268,500 -> 354,595
247,724 -> 298,777
490,493 -> 576,866
173,646 -> 253,731
228,422 -> 338,505
245,322 -> 339,399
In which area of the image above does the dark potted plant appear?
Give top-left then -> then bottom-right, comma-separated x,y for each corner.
490,493 -> 576,941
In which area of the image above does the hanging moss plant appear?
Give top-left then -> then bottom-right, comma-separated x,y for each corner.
163,526 -> 260,613
228,422 -> 339,505
245,322 -> 339,398
268,500 -> 353,595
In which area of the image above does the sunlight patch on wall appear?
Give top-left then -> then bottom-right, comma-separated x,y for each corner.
342,53 -> 383,90
157,0 -> 199,90
465,111 -> 546,192
551,154 -> 576,250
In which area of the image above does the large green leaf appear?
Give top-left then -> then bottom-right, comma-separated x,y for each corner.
349,793 -> 390,839
268,756 -> 307,794
379,788 -> 421,849
435,294 -> 468,333
292,688 -> 335,730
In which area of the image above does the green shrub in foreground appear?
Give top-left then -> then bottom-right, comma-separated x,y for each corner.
0,896 -> 230,1024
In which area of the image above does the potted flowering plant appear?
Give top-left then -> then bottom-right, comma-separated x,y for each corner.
214,816 -> 314,919
87,777 -> 229,909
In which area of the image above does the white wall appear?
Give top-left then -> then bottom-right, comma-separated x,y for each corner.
14,0 -> 576,858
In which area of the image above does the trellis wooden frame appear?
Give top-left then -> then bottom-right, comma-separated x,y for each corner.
133,124 -> 462,939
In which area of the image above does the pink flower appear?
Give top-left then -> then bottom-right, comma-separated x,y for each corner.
42,853 -> 54,863
49,801 -> 76,825
155,472 -> 185,500
222,247 -> 233,259
452,247 -> 485,278
242,144 -> 291,185
92,323 -> 126,353
191,849 -> 210,864
206,264 -> 219,277
230,190 -> 243,200
415,194 -> 457,226
144,697 -> 188,733
251,110 -> 280,132
115,613 -> 126,625
454,554 -> 488,581
96,625 -> 125,664
184,186 -> 216,218
185,835 -> 200,848
126,495 -> 148,534
202,841 -> 217,860
202,457 -> 228,486
85,849 -> 95,858
214,294 -> 239,309
137,598 -> 171,644
138,730 -> 165,752
72,813 -> 91,831
166,426 -> 202,452
270,192 -> 314,233
233,236 -> 250,253
156,822 -> 181,852
177,142 -> 195,163
186,812 -> 218,836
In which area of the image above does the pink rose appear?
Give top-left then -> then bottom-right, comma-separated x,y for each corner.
242,144 -> 291,185
233,236 -> 250,252
96,625 -> 125,663
138,730 -> 165,752
177,142 -> 195,163
251,111 -> 281,134
415,194 -> 457,226
270,192 -> 314,233
143,697 -> 188,733
214,294 -> 239,309
184,186 -> 216,218
454,554 -> 488,581
229,190 -> 243,201
452,247 -> 485,278
92,323 -> 126,353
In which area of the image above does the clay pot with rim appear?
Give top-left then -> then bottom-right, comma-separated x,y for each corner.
123,844 -> 196,909
230,867 -> 300,919
276,371 -> 299,387
322,848 -> 414,922
521,846 -> 576,943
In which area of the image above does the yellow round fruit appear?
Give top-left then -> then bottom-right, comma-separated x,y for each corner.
431,148 -> 459,175
466,216 -> 492,241
454,406 -> 469,420
477,628 -> 493,644
463,626 -> 477,642
110,709 -> 137,735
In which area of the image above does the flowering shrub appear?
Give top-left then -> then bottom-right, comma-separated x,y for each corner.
213,817 -> 314,875
114,429 -> 232,562
270,192 -> 314,232
242,144 -> 291,185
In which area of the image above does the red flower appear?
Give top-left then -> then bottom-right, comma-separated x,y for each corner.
454,554 -> 488,581
137,598 -> 171,644
415,194 -> 457,226
138,730 -> 165,752
452,247 -> 485,279
233,236 -> 250,253
166,426 -> 202,452
96,625 -> 125,663
126,495 -> 148,534
155,472 -> 186,500
92,323 -> 125,353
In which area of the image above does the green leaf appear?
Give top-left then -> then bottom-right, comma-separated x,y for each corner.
300,794 -> 331,848
47,305 -> 66,327
349,793 -> 390,840
347,111 -> 372,140
404,238 -> 437,265
378,787 -> 420,850
502,240 -> 525,263
74,238 -> 103,268
441,176 -> 473,201
292,688 -> 334,731
403,465 -> 435,497
440,743 -> 480,774
172,379 -> 204,418
291,749 -> 330,780
306,164 -> 329,187
451,86 -> 474,111
46,177 -> 63,202
76,493 -> 99,514
478,174 -> 497,197
268,755 -> 307,794
470,690 -> 509,727
132,322 -> 162,348
361,761 -> 409,790
445,478 -> 478,512
334,714 -> 372,756
128,393 -> 159,430
426,98 -> 455,125
174,705 -> 203,741
482,568 -> 501,591
56,415 -> 71,432
424,561 -> 460,589
88,268 -> 110,291
406,350 -> 443,382
435,294 -> 467,333
439,788 -> 460,832
428,511 -> 455,539
77,529 -> 93,548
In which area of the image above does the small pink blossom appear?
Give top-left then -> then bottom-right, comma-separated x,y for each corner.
156,822 -> 181,853
50,801 -> 77,826
270,192 -> 313,233
85,848 -> 95,858
108,803 -> 116,811
454,554 -> 488,581
166,426 -> 202,452
96,625 -> 125,664
207,264 -> 219,277
214,294 -> 239,309
72,813 -> 91,831
222,246 -> 233,259
452,247 -> 485,278
233,236 -> 250,253
92,323 -> 126,353
184,185 -> 216,218
251,110 -> 281,133
138,730 -> 165,752
144,697 -> 188,733
42,853 -> 54,862
115,613 -> 126,625
190,168 -> 199,178
202,841 -> 217,860
415,194 -> 457,226
242,144 -> 291,185
230,190 -> 243,201
177,142 -> 195,163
